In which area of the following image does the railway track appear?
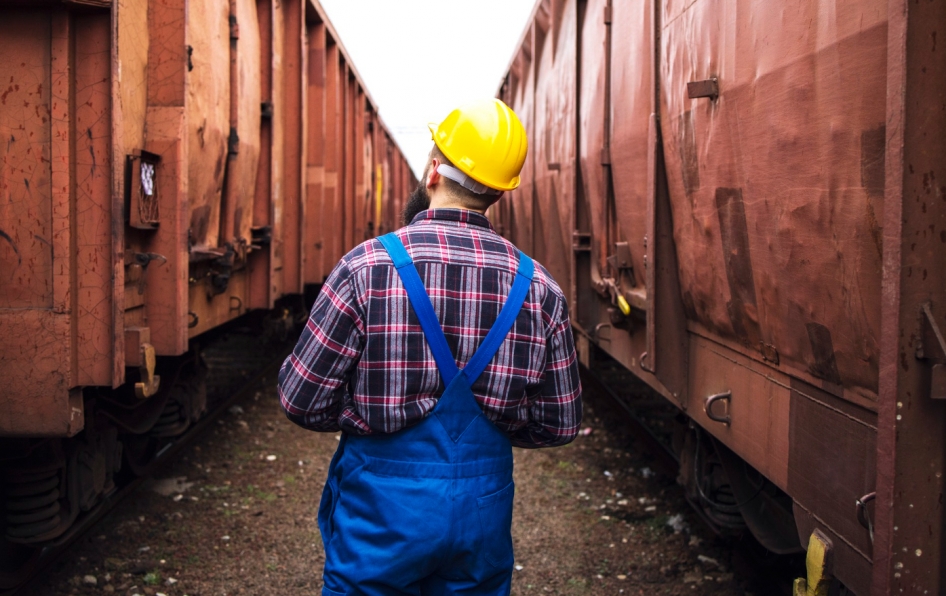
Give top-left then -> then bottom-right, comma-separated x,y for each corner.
9,326 -> 804,596
4,322 -> 295,596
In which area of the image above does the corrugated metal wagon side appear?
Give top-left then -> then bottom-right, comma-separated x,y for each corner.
0,0 -> 413,435
495,0 -> 945,594
0,0 -> 414,586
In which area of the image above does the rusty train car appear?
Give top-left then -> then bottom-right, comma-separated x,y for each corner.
0,0 -> 414,585
493,0 -> 944,594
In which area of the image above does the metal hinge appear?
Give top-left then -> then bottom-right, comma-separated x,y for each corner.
572,231 -> 592,252
229,14 -> 240,40
228,127 -> 240,155
600,146 -> 611,166
604,0 -> 612,24
606,241 -> 633,272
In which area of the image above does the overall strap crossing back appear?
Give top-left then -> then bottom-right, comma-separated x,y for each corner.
377,232 -> 535,388
377,233 -> 461,386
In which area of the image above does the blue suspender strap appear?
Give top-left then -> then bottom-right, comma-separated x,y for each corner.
377,233 -> 460,386
462,252 -> 534,386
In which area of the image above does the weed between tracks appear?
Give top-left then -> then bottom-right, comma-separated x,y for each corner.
34,376 -> 786,596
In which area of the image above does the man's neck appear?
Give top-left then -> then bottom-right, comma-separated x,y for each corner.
427,195 -> 487,215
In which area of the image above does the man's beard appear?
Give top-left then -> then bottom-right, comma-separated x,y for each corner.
402,180 -> 431,226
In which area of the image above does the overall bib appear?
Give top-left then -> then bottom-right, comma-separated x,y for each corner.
318,233 -> 535,596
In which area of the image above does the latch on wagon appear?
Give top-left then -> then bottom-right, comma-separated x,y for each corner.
125,150 -> 162,230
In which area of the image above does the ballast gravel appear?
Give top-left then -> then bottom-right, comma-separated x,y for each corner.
35,373 -> 797,596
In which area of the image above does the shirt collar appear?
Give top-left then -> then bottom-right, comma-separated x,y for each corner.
410,208 -> 495,231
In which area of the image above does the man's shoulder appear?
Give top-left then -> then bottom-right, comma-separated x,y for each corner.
528,259 -> 567,309
335,229 -> 567,307
337,236 -> 395,274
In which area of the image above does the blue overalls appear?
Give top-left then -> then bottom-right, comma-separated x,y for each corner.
318,232 -> 535,596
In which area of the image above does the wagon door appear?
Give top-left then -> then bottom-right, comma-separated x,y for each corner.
574,0 -> 688,407
659,0 -> 887,591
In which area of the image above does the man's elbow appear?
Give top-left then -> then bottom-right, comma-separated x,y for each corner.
277,386 -> 309,429
511,423 -> 580,449
279,399 -> 305,428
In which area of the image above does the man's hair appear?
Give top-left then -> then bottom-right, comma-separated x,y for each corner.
430,146 -> 502,211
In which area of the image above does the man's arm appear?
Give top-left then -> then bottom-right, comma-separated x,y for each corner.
277,258 -> 364,432
510,294 -> 582,448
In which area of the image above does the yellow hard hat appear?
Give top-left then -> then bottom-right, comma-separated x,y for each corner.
427,98 -> 528,193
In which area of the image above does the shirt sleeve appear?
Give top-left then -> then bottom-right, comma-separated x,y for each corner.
510,289 -> 583,448
277,257 -> 364,432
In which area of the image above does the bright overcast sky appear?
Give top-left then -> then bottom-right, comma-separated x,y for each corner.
319,0 -> 537,178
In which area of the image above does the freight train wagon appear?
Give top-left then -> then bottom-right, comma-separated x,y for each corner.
0,0 -> 415,586
492,0 -> 944,594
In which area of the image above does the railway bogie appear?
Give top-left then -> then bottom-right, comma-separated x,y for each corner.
0,0 -> 414,588
494,0 -> 945,594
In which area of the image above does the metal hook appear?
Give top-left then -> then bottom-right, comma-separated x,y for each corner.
704,391 -> 732,425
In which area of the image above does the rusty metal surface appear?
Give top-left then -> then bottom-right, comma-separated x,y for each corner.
495,0 -> 946,593
687,335 -> 792,490
221,0 -> 262,248
0,0 -> 414,438
0,12 -> 54,310
74,12 -> 116,388
281,0 -> 304,295
305,21 -> 328,284
659,0 -> 887,405
186,0 -> 229,250
533,0 -> 576,296
871,0 -> 946,593
788,377 -> 877,595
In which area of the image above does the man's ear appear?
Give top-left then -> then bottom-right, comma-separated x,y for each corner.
426,158 -> 442,190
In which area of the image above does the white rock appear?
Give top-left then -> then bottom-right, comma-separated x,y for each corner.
666,513 -> 688,534
266,455 -> 277,461
149,477 -> 195,497
228,405 -> 244,415
82,575 -> 97,586
698,554 -> 720,569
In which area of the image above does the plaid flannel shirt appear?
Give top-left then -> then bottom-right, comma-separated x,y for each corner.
277,209 -> 582,448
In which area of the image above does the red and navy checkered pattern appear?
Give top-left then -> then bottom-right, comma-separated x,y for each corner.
277,209 -> 582,448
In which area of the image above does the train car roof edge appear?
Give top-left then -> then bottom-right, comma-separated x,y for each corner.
495,0 -> 544,97
306,0 -> 407,158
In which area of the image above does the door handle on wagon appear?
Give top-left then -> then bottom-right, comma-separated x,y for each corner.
704,391 -> 731,425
